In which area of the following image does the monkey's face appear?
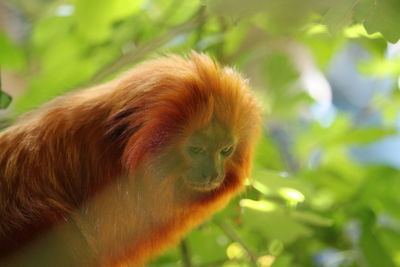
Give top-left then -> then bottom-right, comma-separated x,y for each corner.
182,122 -> 235,191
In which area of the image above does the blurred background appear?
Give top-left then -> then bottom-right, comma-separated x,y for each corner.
1,0 -> 400,266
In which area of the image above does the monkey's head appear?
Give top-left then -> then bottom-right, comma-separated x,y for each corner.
182,121 -> 235,191
114,52 -> 261,198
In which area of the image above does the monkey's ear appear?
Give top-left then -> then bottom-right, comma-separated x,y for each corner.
105,107 -> 143,143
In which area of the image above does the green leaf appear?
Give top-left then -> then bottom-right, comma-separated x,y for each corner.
263,52 -> 299,92
206,0 -> 267,19
363,0 -> 400,43
32,17 -> 72,48
331,127 -> 396,145
360,226 -> 395,267
251,169 -> 309,198
0,32 -> 25,69
253,135 -> 285,170
0,91 -> 12,109
242,209 -> 312,244
379,228 -> 400,258
322,0 -> 357,34
271,253 -> 293,267
290,211 -> 332,227
301,25 -> 344,69
187,223 -> 229,264
74,0 -> 143,43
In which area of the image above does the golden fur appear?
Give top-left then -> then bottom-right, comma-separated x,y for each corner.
0,52 -> 261,266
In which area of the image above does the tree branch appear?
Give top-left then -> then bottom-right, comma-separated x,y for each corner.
214,219 -> 258,265
180,238 -> 193,267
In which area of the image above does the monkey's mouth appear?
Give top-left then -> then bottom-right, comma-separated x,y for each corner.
187,181 -> 222,191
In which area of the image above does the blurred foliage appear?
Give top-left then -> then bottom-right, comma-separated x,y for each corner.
2,0 -> 400,266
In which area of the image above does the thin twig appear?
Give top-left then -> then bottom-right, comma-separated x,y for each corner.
180,238 -> 193,267
214,219 -> 258,265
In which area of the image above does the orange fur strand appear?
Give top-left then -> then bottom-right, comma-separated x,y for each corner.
0,52 -> 261,266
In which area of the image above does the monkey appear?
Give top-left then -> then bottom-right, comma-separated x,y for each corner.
0,52 -> 261,266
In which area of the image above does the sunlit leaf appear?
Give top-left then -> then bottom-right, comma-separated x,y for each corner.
74,0 -> 143,43
226,242 -> 246,259
343,24 -> 382,40
240,199 -> 277,212
257,254 -> 277,266
278,188 -> 305,203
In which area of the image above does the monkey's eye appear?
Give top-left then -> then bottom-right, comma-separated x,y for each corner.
220,146 -> 233,156
189,146 -> 205,155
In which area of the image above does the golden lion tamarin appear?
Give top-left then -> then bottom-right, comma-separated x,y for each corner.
0,52 -> 261,266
